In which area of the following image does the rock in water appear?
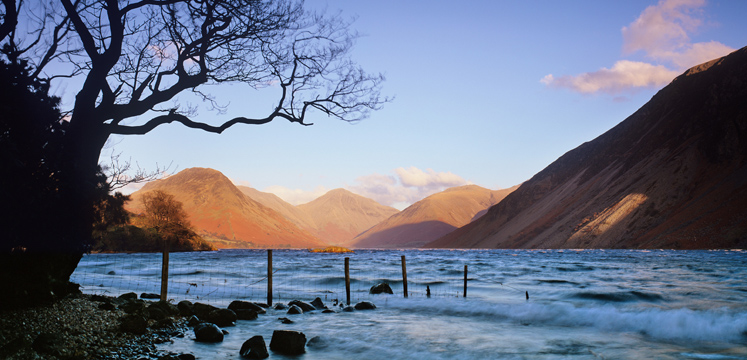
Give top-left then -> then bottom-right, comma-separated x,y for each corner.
310,297 -> 327,310
354,301 -> 376,310
240,335 -> 269,359
206,309 -> 237,327
235,309 -> 258,320
369,283 -> 393,294
286,305 -> 303,315
288,300 -> 316,312
228,300 -> 266,314
269,330 -> 306,355
194,323 -> 224,343
307,336 -> 329,349
193,302 -> 218,319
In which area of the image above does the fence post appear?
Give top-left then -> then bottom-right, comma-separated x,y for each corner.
345,257 -> 350,305
267,249 -> 273,306
401,255 -> 408,298
463,265 -> 468,298
160,243 -> 169,302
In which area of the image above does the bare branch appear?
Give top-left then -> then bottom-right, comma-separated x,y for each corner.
102,151 -> 172,191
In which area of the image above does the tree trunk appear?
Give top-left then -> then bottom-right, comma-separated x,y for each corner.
0,117 -> 109,308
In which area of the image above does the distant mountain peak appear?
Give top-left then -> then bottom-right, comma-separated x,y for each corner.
298,188 -> 399,245
127,167 -> 325,249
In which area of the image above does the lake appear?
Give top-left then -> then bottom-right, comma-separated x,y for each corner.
71,249 -> 747,359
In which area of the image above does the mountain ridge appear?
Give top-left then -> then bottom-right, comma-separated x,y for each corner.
427,47 -> 747,249
352,184 -> 518,248
297,188 -> 400,245
126,167 -> 325,249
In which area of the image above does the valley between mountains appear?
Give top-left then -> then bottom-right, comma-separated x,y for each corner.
126,47 -> 747,250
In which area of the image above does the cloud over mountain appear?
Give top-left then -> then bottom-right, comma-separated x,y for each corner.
542,0 -> 734,94
348,167 -> 469,209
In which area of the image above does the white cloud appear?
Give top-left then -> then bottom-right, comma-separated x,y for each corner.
348,167 -> 469,209
395,166 -> 466,188
621,0 -> 705,57
263,185 -> 330,205
542,60 -> 679,94
543,0 -> 734,94
230,178 -> 252,188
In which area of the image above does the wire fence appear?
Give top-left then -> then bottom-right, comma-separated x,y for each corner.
70,250 -> 468,307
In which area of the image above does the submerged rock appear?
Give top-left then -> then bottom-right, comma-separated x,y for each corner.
354,301 -> 376,310
286,305 -> 303,315
288,300 -> 316,312
307,336 -> 329,349
369,283 -> 393,294
240,335 -> 269,359
269,330 -> 306,355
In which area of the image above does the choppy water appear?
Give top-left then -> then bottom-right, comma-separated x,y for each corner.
72,249 -> 747,359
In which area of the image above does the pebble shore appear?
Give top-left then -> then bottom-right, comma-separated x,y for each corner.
0,293 -> 186,360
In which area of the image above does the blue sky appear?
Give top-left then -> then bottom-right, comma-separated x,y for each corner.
93,0 -> 746,210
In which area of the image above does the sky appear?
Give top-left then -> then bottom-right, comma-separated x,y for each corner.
81,0 -> 746,210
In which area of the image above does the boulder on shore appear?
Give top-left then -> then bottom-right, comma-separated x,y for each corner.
177,300 -> 194,316
369,283 -> 393,294
240,335 -> 269,359
269,330 -> 306,355
120,314 -> 148,334
286,305 -> 303,315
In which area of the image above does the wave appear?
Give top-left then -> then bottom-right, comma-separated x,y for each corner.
384,298 -> 747,343
570,290 -> 664,303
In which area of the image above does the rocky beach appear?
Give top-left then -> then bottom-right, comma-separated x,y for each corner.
0,293 -> 191,360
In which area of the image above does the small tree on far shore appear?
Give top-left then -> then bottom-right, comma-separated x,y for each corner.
142,190 -> 191,248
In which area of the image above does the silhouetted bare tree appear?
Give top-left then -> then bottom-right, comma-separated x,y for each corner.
0,0 -> 386,305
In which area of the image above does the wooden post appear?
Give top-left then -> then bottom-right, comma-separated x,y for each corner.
345,257 -> 351,305
160,243 -> 169,302
267,249 -> 273,306
401,255 -> 408,298
463,265 -> 468,298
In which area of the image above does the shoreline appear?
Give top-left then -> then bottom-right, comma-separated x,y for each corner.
0,293 -> 190,360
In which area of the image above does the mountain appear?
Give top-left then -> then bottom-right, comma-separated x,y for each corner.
296,188 -> 399,245
125,168 -> 325,249
351,185 -> 518,248
237,186 -> 316,231
428,47 -> 747,249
